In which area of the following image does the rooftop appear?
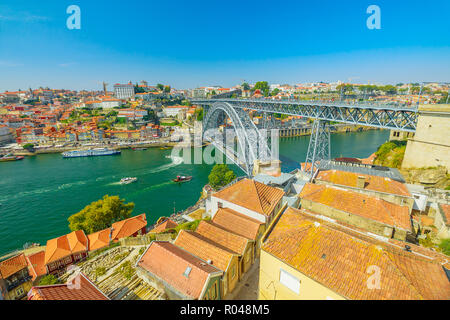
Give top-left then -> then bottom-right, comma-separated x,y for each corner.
137,241 -> 222,300
111,213 -> 147,240
300,183 -> 412,231
0,253 -> 28,279
212,207 -> 263,241
262,207 -> 450,300
45,230 -> 88,265
213,178 -> 285,216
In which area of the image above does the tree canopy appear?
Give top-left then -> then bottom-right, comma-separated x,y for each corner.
241,82 -> 250,91
156,83 -> 164,91
39,274 -> 61,285
68,195 -> 135,234
208,164 -> 236,190
253,81 -> 270,96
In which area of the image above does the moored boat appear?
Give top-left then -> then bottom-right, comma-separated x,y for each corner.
0,154 -> 24,162
62,148 -> 121,158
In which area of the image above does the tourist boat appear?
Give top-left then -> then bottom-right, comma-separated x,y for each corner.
132,147 -> 147,151
62,148 -> 121,158
172,175 -> 192,183
120,177 -> 138,185
0,154 -> 24,162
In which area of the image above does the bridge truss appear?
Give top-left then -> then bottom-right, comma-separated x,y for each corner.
194,99 -> 418,176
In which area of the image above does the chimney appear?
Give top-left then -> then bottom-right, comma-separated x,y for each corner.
356,176 -> 366,189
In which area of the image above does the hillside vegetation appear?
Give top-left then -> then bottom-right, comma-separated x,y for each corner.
373,140 -> 407,169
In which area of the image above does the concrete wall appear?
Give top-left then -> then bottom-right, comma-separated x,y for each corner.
258,250 -> 345,300
300,198 -> 408,241
402,106 -> 450,170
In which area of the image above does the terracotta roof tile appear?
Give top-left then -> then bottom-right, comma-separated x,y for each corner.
111,213 -> 147,240
87,229 -> 111,251
28,273 -> 109,300
196,220 -> 250,255
0,253 -> 28,279
150,218 -> 178,233
300,183 -> 411,231
137,242 -> 222,299
212,208 -> 263,241
26,251 -> 47,280
44,230 -> 88,265
213,178 -> 284,216
174,230 -> 236,272
262,207 -> 450,300
316,169 -> 411,197
439,204 -> 450,225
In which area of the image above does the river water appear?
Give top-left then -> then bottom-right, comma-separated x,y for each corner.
0,130 -> 389,255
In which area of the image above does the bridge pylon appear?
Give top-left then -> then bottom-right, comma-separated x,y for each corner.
303,120 -> 330,177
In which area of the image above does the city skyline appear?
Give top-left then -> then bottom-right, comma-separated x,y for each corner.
0,0 -> 449,91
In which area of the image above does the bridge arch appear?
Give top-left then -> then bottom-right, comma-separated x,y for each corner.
202,101 -> 271,175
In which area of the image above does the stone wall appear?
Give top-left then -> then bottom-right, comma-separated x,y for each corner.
402,105 -> 450,170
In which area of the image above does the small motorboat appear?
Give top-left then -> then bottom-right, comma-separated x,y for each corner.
132,147 -> 147,151
0,154 -> 24,162
120,177 -> 138,185
172,175 -> 192,183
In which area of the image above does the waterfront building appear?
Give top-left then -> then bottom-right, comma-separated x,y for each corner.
206,178 -> 285,225
259,207 -> 450,300
195,220 -> 254,276
0,254 -> 33,300
25,251 -> 46,283
28,273 -> 109,300
136,241 -> 223,300
44,230 -> 89,275
113,83 -> 135,99
111,213 -> 148,240
299,183 -> 412,241
174,230 -> 240,298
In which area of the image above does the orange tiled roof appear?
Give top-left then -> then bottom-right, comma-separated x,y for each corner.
174,230 -> 237,272
212,207 -> 263,241
111,213 -> 147,240
262,207 -> 450,300
150,219 -> 178,233
213,178 -> 284,216
28,273 -> 109,300
316,169 -> 411,197
137,241 -> 222,300
44,230 -> 88,265
300,183 -> 412,231
0,253 -> 28,279
26,250 -> 47,281
439,204 -> 450,225
87,229 -> 111,251
195,220 -> 250,255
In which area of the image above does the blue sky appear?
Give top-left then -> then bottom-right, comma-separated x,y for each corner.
0,0 -> 449,91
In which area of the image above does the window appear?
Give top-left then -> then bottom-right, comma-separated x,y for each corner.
183,266 -> 192,278
279,268 -> 300,294
217,202 -> 223,208
16,287 -> 24,297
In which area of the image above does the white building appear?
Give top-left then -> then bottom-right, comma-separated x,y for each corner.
114,83 -> 135,99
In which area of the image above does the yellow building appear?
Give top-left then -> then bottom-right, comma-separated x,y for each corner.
259,207 -> 450,300
0,254 -> 33,300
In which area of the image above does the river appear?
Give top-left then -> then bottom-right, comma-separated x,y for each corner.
0,130 -> 389,255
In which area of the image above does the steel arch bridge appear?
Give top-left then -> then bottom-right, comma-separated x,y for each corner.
194,98 -> 419,176
202,101 -> 272,176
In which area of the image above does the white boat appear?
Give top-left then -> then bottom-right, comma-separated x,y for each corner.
120,177 -> 137,184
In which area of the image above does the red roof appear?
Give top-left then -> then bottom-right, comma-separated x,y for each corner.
28,273 -> 109,300
137,242 -> 222,299
111,213 -> 147,240
26,251 -> 47,281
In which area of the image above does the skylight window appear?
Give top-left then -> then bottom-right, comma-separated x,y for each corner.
183,266 -> 192,278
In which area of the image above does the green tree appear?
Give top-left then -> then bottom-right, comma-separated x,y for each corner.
68,195 -> 135,234
208,164 -> 236,189
156,83 -> 164,91
271,88 -> 280,96
439,238 -> 450,256
241,82 -> 250,91
164,85 -> 171,93
194,107 -> 203,121
39,274 -> 61,285
253,81 -> 270,96
22,143 -> 34,151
